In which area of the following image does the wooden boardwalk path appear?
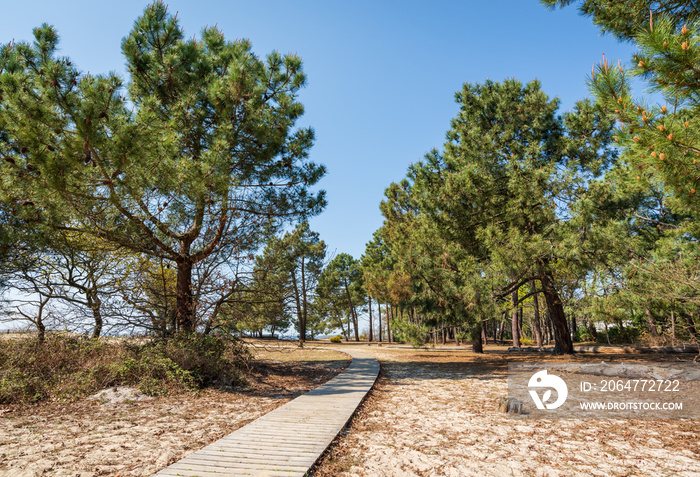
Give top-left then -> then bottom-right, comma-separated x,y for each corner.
153,347 -> 379,477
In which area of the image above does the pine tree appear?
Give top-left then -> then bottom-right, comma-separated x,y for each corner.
380,79 -> 616,354
318,253 -> 364,341
541,0 -> 700,42
254,223 -> 326,344
551,1 -> 700,343
0,2 -> 325,333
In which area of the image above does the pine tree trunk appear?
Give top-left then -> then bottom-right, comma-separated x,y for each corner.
531,281 -> 543,348
518,305 -> 523,341
342,278 -> 359,341
646,307 -> 659,341
387,304 -> 393,343
472,322 -> 484,353
570,312 -> 577,343
499,312 -> 506,342
587,316 -> 597,341
340,313 -> 349,341
333,303 -> 349,341
176,256 -> 196,333
300,256 -> 308,343
541,273 -> 574,354
291,271 -> 304,346
368,296 -> 373,342
378,303 -> 383,342
511,290 -> 520,348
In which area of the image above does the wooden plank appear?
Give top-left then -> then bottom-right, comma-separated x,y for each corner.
167,459 -> 311,471
205,441 -> 327,452
190,451 -> 316,462
155,467 -> 298,476
197,442 -> 314,455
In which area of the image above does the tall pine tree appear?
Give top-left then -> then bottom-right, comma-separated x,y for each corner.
0,2 -> 325,333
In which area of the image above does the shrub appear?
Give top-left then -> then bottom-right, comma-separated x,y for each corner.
158,333 -> 249,387
519,337 -> 535,346
575,327 -> 594,342
596,326 -> 640,345
0,333 -> 250,405
391,321 -> 428,348
329,335 -> 343,343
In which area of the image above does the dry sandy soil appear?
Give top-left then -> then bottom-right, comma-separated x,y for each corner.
3,340 -> 699,477
312,344 -> 700,477
0,344 -> 349,477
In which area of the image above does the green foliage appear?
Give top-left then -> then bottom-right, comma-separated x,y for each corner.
541,0 -> 699,42
391,319 -> 429,348
148,333 -> 249,388
318,253 -> 364,340
376,78 -> 615,354
243,223 -> 327,341
589,17 -> 700,215
598,325 -> 641,344
551,2 -> 700,343
0,333 -> 249,404
361,230 -> 395,305
0,2 -> 326,331
575,326 -> 594,342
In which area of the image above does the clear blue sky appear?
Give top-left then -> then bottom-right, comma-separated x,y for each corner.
1,0 -> 638,260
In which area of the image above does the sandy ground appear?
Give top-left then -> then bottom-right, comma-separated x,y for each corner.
3,341 -> 698,477
0,345 -> 349,477
312,345 -> 700,477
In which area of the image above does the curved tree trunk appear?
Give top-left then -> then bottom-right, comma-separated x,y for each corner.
87,290 -> 102,339
36,297 -> 48,344
541,273 -> 574,354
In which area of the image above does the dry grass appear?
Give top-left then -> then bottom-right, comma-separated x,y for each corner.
0,333 -> 252,405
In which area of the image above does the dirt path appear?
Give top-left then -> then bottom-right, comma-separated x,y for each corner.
312,345 -> 700,477
0,346 -> 349,477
